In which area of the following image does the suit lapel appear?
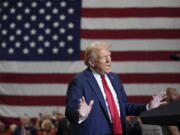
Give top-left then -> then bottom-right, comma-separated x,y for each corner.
85,68 -> 110,122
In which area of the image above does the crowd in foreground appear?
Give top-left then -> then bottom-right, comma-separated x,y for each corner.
0,111 -> 71,135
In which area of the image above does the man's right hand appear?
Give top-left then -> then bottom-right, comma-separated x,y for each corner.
78,96 -> 94,120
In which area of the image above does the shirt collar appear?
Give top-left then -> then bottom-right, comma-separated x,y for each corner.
90,67 -> 107,79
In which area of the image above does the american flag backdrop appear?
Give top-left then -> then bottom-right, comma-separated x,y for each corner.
0,0 -> 180,124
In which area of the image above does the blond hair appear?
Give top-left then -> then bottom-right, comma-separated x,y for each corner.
41,119 -> 54,130
84,41 -> 111,66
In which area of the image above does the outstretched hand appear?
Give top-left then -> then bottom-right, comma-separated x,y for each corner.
148,91 -> 167,109
78,96 -> 94,120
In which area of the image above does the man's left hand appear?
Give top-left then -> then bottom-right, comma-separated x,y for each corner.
148,91 -> 167,109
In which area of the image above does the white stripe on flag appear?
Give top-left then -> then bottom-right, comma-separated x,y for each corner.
0,61 -> 179,73
0,84 -> 67,96
81,39 -> 180,51
1,83 -> 180,96
82,0 -> 180,8
0,105 -> 65,118
81,18 -> 180,29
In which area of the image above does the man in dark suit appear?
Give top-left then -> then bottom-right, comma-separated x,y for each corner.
65,41 -> 165,135
13,115 -> 37,135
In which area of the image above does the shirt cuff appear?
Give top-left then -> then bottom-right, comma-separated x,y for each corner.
78,116 -> 88,124
146,104 -> 150,110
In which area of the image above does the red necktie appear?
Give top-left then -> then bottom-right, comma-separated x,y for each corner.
101,75 -> 123,135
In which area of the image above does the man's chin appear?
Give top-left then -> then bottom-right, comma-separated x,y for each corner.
105,69 -> 112,73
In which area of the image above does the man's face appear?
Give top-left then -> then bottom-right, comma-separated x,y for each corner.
93,48 -> 112,75
167,89 -> 179,102
20,116 -> 31,126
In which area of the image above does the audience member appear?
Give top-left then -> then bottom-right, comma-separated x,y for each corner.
126,116 -> 142,135
8,124 -> 17,135
166,88 -> 179,102
0,121 -> 10,135
35,113 -> 52,131
13,114 -> 37,135
37,119 -> 56,135
0,121 -> 5,133
162,88 -> 180,135
56,112 -> 71,135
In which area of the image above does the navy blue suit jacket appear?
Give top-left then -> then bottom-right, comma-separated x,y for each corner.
65,68 -> 146,135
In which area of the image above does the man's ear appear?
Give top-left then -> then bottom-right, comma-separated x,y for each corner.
88,59 -> 95,67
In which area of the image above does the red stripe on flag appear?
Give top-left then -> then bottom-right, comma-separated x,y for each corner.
0,73 -> 74,83
119,73 -> 180,83
82,8 -> 180,17
0,95 -> 66,106
128,96 -> 152,104
81,29 -> 180,39
80,51 -> 180,61
0,73 -> 180,83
